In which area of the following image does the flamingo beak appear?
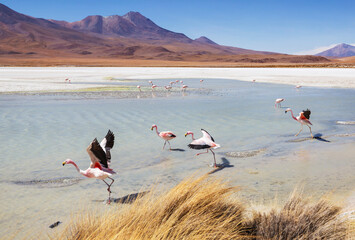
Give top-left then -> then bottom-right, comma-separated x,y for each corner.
184,133 -> 188,137
62,161 -> 66,166
285,111 -> 287,113
151,127 -> 153,131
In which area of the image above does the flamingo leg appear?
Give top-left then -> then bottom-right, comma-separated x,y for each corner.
295,125 -> 303,136
210,149 -> 217,168
196,149 -> 209,156
103,177 -> 115,204
163,141 -> 167,150
308,125 -> 313,138
167,140 -> 171,150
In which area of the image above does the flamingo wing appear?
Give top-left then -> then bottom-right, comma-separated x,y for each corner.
188,138 -> 211,149
100,130 -> 115,164
88,138 -> 109,168
161,131 -> 176,138
201,129 -> 215,142
302,109 -> 311,120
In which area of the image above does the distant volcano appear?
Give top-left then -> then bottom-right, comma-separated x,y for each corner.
315,43 -> 355,58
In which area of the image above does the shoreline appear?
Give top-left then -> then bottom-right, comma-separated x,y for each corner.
1,67 -> 355,93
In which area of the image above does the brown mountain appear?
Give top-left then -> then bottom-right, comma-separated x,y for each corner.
194,36 -> 218,45
0,3 -> 331,66
51,12 -> 192,43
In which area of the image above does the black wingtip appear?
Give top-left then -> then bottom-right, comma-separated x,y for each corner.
105,130 -> 115,149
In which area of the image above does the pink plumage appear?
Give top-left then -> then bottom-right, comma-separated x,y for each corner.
151,124 -> 176,150
285,108 -> 313,138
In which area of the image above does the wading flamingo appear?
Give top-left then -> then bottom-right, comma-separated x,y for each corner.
137,85 -> 142,92
295,85 -> 302,89
62,130 -> 116,203
275,98 -> 284,108
151,85 -> 157,91
165,85 -> 172,91
185,129 -> 221,168
151,124 -> 176,150
200,79 -> 204,83
182,85 -> 188,91
170,81 -> 175,86
285,108 -> 313,138
148,80 -> 153,85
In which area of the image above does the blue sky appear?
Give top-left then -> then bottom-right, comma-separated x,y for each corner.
2,0 -> 355,54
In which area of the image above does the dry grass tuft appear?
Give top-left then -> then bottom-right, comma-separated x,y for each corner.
244,189 -> 348,240
55,175 -> 352,240
55,175 -> 245,240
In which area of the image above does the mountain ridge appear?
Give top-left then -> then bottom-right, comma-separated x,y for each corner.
0,3 -> 332,65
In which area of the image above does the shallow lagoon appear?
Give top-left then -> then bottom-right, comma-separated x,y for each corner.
0,78 -> 354,238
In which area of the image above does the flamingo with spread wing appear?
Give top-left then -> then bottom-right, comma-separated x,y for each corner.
62,130 -> 116,203
185,129 -> 221,168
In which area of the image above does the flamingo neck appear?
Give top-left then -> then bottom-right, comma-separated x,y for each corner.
190,133 -> 195,140
68,161 -> 81,173
289,110 -> 297,121
154,126 -> 160,136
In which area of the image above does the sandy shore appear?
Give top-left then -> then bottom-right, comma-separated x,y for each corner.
1,67 -> 355,92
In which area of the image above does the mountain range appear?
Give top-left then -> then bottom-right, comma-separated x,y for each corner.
0,3 -> 331,65
315,43 -> 355,58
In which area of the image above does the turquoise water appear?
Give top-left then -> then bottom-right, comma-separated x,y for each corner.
0,78 -> 354,238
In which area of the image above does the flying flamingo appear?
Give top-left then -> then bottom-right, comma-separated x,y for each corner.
185,129 -> 221,168
137,85 -> 142,92
151,124 -> 176,150
275,98 -> 284,108
62,130 -> 116,203
285,108 -> 313,138
182,85 -> 188,91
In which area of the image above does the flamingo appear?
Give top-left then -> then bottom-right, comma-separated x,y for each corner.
151,84 -> 157,91
170,81 -> 175,86
295,85 -> 302,89
137,85 -> 142,92
151,124 -> 176,150
62,130 -> 116,203
185,129 -> 221,168
148,80 -> 153,85
182,85 -> 188,91
285,108 -> 313,138
275,98 -> 284,108
164,85 -> 172,91
200,79 -> 204,83
176,80 -> 179,83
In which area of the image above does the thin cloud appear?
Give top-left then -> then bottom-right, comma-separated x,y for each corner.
294,43 -> 355,55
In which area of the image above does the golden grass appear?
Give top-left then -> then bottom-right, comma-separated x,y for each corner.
244,188 -> 348,240
54,175 -> 353,240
